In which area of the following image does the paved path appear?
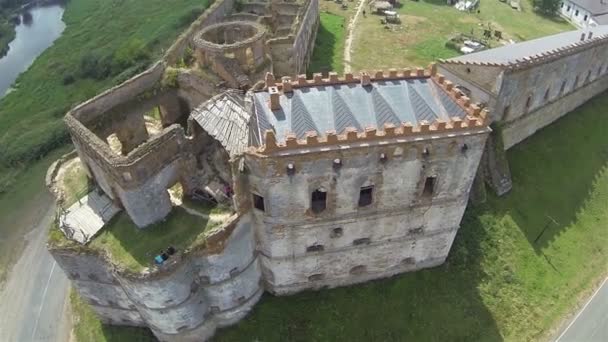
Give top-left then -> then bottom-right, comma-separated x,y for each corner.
344,0 -> 366,73
0,203 -> 71,342
555,277 -> 608,342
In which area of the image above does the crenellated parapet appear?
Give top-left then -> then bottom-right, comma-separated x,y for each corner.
254,66 -> 490,154
439,31 -> 608,73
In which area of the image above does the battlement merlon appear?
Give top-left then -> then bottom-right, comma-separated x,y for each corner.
252,66 -> 490,155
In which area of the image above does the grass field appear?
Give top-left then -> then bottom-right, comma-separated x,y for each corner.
0,0 -> 209,173
351,0 -> 573,70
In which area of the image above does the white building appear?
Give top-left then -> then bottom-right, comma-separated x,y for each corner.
560,0 -> 608,28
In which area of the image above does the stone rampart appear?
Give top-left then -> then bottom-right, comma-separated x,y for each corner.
502,75 -> 608,149
49,214 -> 263,342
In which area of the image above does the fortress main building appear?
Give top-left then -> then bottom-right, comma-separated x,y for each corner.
46,1 -> 608,340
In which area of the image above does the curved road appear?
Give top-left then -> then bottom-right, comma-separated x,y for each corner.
0,202 -> 70,342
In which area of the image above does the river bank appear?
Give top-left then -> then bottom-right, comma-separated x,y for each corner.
0,0 -> 65,58
0,4 -> 65,98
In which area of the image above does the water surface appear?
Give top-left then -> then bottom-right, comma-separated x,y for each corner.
0,5 -> 65,98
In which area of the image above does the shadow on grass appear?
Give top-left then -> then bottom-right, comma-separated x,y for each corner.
101,325 -> 157,342
491,91 -> 608,254
214,213 -> 502,341
308,12 -> 344,75
534,10 -> 571,25
421,0 -> 453,6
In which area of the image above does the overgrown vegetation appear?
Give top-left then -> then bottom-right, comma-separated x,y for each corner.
0,0 -> 210,176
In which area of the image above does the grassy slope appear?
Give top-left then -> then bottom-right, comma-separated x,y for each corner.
213,93 -> 608,341
352,0 -> 572,69
0,0 -> 208,167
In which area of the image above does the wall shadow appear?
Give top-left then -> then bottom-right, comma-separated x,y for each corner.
213,213 -> 502,341
490,92 -> 608,254
102,324 -> 157,341
308,12 -> 342,76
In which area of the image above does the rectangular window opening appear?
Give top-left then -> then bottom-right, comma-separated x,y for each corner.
358,186 -> 374,207
423,176 -> 436,197
311,189 -> 327,213
253,193 -> 265,211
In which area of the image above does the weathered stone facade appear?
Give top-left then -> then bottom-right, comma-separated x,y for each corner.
439,26 -> 608,195
52,62 -> 491,341
48,6 -> 608,341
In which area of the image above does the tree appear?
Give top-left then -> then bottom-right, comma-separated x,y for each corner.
533,0 -> 561,16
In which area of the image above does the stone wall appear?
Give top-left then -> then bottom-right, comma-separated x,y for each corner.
164,0 -> 237,65
268,0 -> 319,76
501,74 -> 608,149
49,215 -> 263,342
242,130 -> 489,294
494,40 -> 608,128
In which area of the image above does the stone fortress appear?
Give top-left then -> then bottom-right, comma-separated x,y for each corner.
45,0 -> 608,339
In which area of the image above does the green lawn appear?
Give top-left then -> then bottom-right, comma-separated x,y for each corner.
352,0 -> 573,70
212,92 -> 608,341
308,11 -> 346,75
0,0 -> 209,170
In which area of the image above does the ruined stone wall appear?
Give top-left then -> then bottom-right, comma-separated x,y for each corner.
268,0 -> 319,76
49,215 -> 263,342
66,117 -> 201,227
164,0 -> 237,65
243,131 -> 489,294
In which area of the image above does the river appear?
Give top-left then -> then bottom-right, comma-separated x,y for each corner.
0,4 -> 65,98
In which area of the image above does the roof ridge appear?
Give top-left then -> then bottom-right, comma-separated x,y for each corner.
407,83 -> 438,123
331,86 -> 362,134
290,92 -> 319,138
371,86 -> 401,128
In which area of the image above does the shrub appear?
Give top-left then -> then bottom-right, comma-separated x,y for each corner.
175,7 -> 204,28
112,38 -> 150,71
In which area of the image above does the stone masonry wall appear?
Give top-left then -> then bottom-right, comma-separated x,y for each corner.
244,131 -> 489,294
494,40 -> 608,128
49,214 -> 263,342
501,74 -> 608,149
